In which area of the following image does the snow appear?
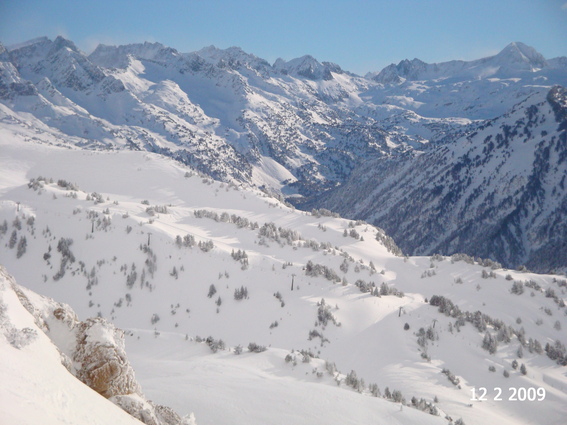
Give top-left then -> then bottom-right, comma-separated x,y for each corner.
0,269 -> 144,425
127,331 -> 445,425
1,35 -> 478,196
251,156 -> 298,189
1,36 -> 567,425
0,131 -> 566,425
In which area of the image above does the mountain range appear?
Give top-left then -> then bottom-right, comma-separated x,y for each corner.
0,36 -> 566,270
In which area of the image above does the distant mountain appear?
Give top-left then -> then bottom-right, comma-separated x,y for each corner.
273,55 -> 336,81
1,36 -> 418,198
316,86 -> 567,272
368,42 -> 549,84
364,42 -> 567,119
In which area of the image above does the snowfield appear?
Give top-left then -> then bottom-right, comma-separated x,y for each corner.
0,129 -> 566,424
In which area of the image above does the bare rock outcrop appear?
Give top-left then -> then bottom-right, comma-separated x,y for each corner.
73,317 -> 142,398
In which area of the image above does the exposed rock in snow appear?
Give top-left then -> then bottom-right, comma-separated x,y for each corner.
74,317 -> 142,398
0,265 -> 194,425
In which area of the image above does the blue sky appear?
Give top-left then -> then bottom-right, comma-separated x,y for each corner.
1,0 -> 566,74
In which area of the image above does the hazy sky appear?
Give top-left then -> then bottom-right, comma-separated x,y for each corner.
1,0 -> 566,74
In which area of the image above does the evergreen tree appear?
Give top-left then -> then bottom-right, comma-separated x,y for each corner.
482,332 -> 497,354
16,236 -> 27,258
8,230 -> 17,249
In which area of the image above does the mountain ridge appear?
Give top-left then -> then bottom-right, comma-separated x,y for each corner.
368,42 -> 553,84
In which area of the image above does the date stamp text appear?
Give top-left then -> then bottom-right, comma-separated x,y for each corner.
471,387 -> 546,402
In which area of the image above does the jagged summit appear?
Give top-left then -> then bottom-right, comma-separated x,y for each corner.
368,58 -> 427,84
8,35 -> 80,58
5,36 -> 105,93
7,36 -> 57,67
494,41 -> 547,69
273,54 -> 334,80
89,41 -> 179,68
49,35 -> 81,55
195,45 -> 271,71
370,41 -> 550,83
5,36 -> 50,52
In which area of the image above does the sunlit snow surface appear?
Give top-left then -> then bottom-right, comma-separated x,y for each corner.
0,127 -> 566,424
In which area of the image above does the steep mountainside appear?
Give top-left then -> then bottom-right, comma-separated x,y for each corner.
1,36 -> 425,200
317,86 -> 567,272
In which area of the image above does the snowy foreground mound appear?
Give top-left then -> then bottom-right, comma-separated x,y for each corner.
0,266 -> 195,425
0,137 -> 566,424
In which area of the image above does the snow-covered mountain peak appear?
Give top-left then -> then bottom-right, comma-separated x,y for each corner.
370,42 -> 552,84
321,61 -> 344,74
4,36 -> 106,94
89,44 -> 131,69
5,36 -> 50,52
370,58 -> 428,83
8,35 -> 80,63
404,58 -> 429,76
274,55 -> 334,80
493,41 -> 547,70
89,41 -> 179,69
48,35 -> 81,55
195,45 -> 271,72
7,36 -> 57,67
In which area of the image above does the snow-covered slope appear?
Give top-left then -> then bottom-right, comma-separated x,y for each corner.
1,36 -> 405,199
1,128 -> 566,424
317,86 -> 567,273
